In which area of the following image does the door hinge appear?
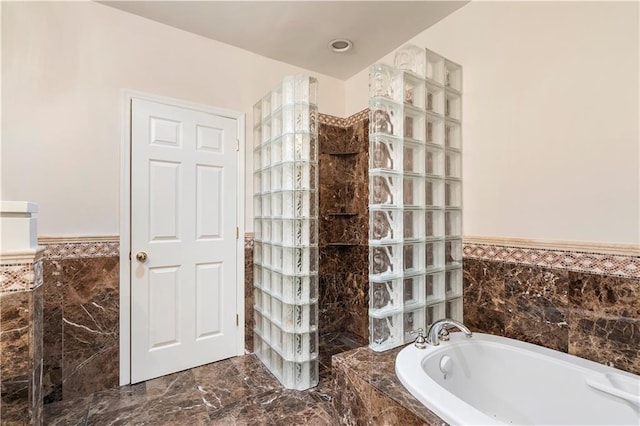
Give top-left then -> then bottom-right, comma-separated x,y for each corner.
236,227 -> 239,239
236,139 -> 239,152
129,252 -> 131,261
236,314 -> 239,326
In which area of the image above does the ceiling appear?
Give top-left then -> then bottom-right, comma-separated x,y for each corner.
99,1 -> 469,80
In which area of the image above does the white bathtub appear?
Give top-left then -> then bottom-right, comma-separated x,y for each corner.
396,332 -> 640,425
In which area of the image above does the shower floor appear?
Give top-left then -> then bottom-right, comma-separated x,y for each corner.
43,332 -> 361,425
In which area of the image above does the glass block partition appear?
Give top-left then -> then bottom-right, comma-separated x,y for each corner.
368,45 -> 463,351
252,76 -> 320,390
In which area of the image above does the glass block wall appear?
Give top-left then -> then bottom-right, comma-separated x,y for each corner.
252,76 -> 320,390
368,45 -> 463,351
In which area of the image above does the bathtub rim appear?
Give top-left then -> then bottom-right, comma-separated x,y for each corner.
395,332 -> 640,426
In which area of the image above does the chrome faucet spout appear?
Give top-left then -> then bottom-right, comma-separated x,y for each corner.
426,318 -> 472,346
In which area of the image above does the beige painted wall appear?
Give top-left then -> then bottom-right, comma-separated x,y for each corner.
1,1 -> 345,236
346,1 -> 639,245
3,1 -> 638,245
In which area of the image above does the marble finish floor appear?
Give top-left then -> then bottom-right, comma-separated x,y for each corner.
44,333 -> 361,425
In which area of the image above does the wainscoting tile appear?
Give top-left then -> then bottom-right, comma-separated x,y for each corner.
60,257 -> 119,398
0,290 -> 34,424
569,312 -> 640,375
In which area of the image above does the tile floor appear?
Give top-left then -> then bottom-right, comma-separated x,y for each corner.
43,333 -> 360,425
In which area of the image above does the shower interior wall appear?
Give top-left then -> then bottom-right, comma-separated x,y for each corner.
317,114 -> 370,345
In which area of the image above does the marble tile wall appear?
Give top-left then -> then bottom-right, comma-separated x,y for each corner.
464,256 -> 640,375
42,244 -> 119,404
0,260 -> 44,425
318,115 -> 370,344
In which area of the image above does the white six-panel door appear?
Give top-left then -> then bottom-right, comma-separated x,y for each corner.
130,98 -> 238,383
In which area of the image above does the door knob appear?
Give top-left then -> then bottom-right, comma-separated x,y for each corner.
136,252 -> 148,262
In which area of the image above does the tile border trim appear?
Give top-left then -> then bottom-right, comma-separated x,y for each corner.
24,233 -> 640,279
464,235 -> 639,257
0,258 -> 43,293
318,109 -> 368,128
463,241 -> 639,278
39,236 -> 120,259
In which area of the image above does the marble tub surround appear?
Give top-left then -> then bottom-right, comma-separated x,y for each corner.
463,257 -> 640,375
43,354 -> 335,425
332,346 -> 445,426
318,332 -> 361,377
41,249 -> 120,403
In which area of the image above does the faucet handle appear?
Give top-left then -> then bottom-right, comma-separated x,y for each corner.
438,328 -> 450,341
410,328 -> 427,349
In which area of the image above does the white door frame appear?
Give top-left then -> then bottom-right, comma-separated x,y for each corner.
119,90 -> 245,385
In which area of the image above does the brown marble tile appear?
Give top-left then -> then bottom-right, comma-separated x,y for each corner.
320,246 -> 368,276
319,300 -> 345,336
45,352 -> 344,425
264,389 -> 334,425
43,260 -> 64,354
191,354 -> 280,410
463,303 -> 504,335
502,266 -> 569,352
62,257 -> 119,350
31,285 -> 44,425
61,256 -> 119,398
462,259 -> 506,312
343,274 -> 369,343
62,345 -> 119,400
563,271 -> 640,374
318,332 -> 362,377
318,124 -> 348,154
567,272 -> 640,318
504,314 -> 569,352
320,214 -> 367,246
318,270 -> 368,343
333,367 -> 430,426
43,395 -> 92,426
0,291 -> 31,372
43,351 -> 63,404
332,347 -> 444,426
0,377 -> 30,425
0,290 -> 32,424
43,260 -> 64,404
84,383 -> 148,425
145,403 -> 210,426
317,118 -> 369,347
463,257 -> 640,374
145,369 -> 209,424
245,246 -> 254,353
319,245 -> 368,342
348,119 -> 369,152
569,313 -> 640,375
208,389 -> 334,426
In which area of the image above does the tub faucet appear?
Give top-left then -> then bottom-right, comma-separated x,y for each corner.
427,319 -> 472,346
